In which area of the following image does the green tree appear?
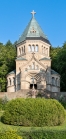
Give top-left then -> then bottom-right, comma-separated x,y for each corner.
0,41 -> 16,91
50,43 -> 66,91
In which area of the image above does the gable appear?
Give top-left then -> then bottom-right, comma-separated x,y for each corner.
20,54 -> 46,71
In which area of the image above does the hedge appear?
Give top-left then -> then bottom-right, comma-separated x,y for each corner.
0,130 -> 22,139
0,129 -> 66,139
18,129 -> 66,139
1,98 -> 65,126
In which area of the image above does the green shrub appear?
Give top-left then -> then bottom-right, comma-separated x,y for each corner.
0,98 -> 3,110
2,95 -> 9,104
18,129 -> 66,139
1,98 -> 65,126
59,95 -> 66,109
0,97 -> 8,110
0,130 -> 22,139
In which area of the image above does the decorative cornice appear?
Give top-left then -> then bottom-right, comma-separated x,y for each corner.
16,40 -> 26,47
26,37 -> 51,45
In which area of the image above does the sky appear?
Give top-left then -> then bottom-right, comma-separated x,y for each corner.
0,0 -> 66,47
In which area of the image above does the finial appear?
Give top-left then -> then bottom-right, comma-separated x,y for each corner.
31,10 -> 36,18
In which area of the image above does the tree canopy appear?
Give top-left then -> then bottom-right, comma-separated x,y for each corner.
0,40 -> 16,91
50,42 -> 66,91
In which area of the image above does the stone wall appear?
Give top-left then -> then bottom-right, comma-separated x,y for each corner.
0,90 -> 66,100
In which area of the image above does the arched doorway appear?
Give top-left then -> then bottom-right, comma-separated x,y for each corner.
30,84 -> 37,89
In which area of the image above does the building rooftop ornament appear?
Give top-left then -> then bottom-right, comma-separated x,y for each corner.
31,10 -> 36,18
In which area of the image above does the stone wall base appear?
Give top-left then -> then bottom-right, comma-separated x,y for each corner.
0,90 -> 66,100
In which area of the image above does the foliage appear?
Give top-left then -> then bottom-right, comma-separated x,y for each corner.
2,95 -> 9,104
59,95 -> 66,109
18,129 -> 66,139
1,128 -> 66,139
0,130 -> 22,139
0,41 -> 16,91
36,92 -> 42,98
0,99 -> 3,110
50,42 -> 66,91
0,111 -> 66,139
1,98 -> 65,126
0,97 -> 8,110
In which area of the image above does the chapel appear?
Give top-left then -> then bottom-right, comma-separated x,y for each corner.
7,11 -> 60,94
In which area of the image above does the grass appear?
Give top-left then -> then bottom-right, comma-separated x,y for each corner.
0,111 -> 66,132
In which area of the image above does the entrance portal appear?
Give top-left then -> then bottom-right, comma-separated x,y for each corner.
30,84 -> 37,89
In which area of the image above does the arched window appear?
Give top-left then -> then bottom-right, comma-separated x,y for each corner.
42,46 -> 43,53
25,68 -> 27,71
22,47 -> 23,53
44,47 -> 45,54
32,62 -> 35,69
9,78 -> 11,86
52,77 -> 55,85
35,45 -> 38,52
29,45 -> 31,52
46,48 -> 48,55
45,48 -> 48,55
58,79 -> 60,87
7,79 -> 8,86
13,77 -> 15,85
57,78 -> 59,86
32,45 -> 35,52
30,65 -> 31,69
19,48 -> 21,55
35,65 -> 39,70
57,79 -> 59,86
24,46 -> 25,53
28,65 -> 31,70
55,78 -> 58,86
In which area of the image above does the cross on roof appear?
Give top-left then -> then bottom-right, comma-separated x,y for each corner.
31,10 -> 36,18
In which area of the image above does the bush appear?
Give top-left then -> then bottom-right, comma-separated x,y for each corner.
0,130 -> 22,139
59,95 -> 66,109
18,129 -> 66,139
0,96 -> 8,110
1,98 -> 65,126
2,95 -> 9,104
0,99 -> 3,110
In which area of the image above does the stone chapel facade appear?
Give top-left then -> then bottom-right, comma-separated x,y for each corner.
7,11 -> 60,93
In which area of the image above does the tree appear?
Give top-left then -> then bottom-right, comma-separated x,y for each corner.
0,41 -> 16,91
50,43 -> 66,91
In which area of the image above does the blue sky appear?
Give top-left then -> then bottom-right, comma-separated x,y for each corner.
0,0 -> 66,47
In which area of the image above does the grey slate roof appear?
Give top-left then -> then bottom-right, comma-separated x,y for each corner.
51,69 -> 59,75
39,57 -> 51,61
16,57 -> 27,61
8,70 -> 16,75
17,17 -> 50,45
